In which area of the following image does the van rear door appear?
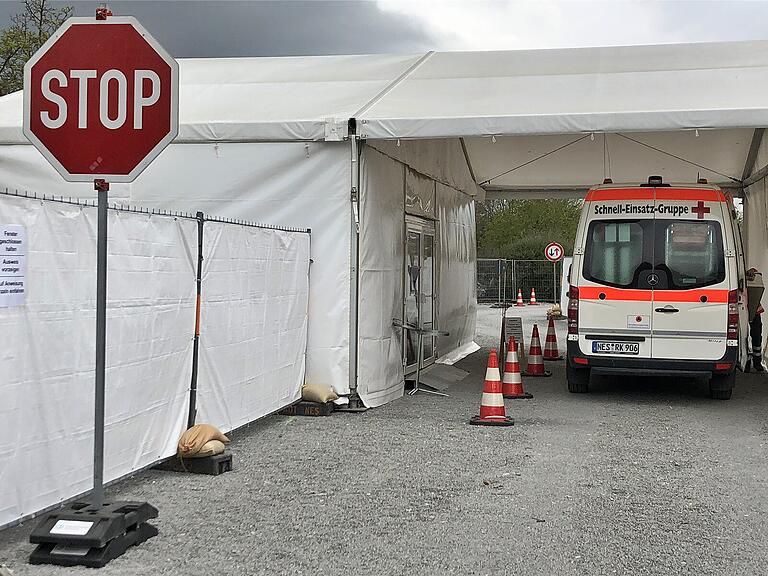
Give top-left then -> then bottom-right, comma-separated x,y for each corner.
650,189 -> 728,360
578,189 -> 656,359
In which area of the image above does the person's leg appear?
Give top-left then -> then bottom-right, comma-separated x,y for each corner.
751,314 -> 764,371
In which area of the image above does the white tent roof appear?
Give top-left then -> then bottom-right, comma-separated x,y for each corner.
0,53 -> 425,143
1,40 -> 767,191
358,41 -> 768,140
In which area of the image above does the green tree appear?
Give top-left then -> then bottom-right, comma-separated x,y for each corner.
478,199 -> 582,260
475,197 -> 510,240
0,0 -> 72,96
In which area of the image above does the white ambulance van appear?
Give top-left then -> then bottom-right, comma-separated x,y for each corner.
567,176 -> 749,399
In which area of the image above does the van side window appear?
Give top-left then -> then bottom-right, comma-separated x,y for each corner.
584,221 -> 644,287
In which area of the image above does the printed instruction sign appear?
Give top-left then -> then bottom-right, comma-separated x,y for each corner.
503,315 -> 525,355
0,225 -> 26,307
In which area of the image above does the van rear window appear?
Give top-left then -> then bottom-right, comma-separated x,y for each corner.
583,219 -> 725,290
662,221 -> 724,288
584,221 -> 645,287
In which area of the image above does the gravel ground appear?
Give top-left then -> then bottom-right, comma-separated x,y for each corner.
2,305 -> 767,575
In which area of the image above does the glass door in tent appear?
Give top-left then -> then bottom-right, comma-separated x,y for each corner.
404,216 -> 436,375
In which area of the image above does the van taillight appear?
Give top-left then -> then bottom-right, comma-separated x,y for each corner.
568,286 -> 579,335
727,289 -> 738,342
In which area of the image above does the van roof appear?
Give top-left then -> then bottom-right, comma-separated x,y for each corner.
589,183 -> 721,192
585,185 -> 729,203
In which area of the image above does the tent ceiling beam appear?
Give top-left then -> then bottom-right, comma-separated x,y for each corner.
743,162 -> 768,189
742,128 -> 766,181
353,51 -> 434,120
460,137 -> 477,183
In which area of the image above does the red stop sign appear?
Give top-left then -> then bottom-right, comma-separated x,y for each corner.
23,17 -> 178,183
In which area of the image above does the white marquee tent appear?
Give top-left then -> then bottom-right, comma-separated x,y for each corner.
0,39 -> 766,409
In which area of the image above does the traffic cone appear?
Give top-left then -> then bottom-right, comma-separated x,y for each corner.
502,337 -> 533,399
543,317 -> 563,361
470,349 -> 514,426
515,289 -> 525,307
528,288 -> 539,305
524,324 -> 551,377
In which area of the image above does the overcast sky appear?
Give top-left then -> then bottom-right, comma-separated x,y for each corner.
1,0 -> 768,57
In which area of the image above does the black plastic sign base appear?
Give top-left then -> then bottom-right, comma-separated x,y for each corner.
155,451 -> 233,476
29,501 -> 158,568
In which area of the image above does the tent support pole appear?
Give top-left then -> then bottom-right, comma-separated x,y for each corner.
742,128 -> 765,181
339,130 -> 367,412
743,161 -> 768,189
187,211 -> 205,429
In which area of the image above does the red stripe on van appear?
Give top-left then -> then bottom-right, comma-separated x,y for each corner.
585,188 -> 726,202
655,189 -> 726,202
579,286 -> 728,303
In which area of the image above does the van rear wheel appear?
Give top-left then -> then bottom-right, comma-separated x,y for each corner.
567,362 -> 590,393
709,371 -> 735,400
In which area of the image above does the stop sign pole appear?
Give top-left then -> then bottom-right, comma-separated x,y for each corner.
93,177 -> 108,508
24,7 -> 178,567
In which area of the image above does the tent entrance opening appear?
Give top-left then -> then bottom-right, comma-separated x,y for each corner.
404,216 -> 436,375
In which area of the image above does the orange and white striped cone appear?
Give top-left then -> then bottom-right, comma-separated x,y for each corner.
543,317 -> 563,361
524,324 -> 552,377
528,288 -> 539,305
502,337 -> 533,399
470,349 -> 514,426
515,288 -> 525,307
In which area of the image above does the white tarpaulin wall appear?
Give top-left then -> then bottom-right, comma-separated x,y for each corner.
0,142 -> 351,397
132,143 -> 349,396
434,181 -> 478,363
0,194 -> 195,529
358,140 -> 478,406
744,129 -> 768,362
197,221 -> 310,432
358,148 -> 406,406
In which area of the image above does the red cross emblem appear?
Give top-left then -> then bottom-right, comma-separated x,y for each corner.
691,201 -> 710,219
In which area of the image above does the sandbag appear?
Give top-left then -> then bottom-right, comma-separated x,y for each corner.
184,439 -> 226,459
301,382 -> 338,403
178,424 -> 229,457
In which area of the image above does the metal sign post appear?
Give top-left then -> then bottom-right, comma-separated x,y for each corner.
92,179 -> 109,507
553,260 -> 557,303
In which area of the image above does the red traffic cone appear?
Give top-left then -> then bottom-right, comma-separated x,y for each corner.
515,288 -> 525,307
524,324 -> 552,377
528,288 -> 539,305
503,337 -> 533,399
470,349 -> 514,426
543,317 -> 563,361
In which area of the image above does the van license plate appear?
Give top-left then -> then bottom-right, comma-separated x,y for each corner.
592,341 -> 640,355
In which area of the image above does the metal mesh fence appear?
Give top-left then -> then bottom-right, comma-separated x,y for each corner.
478,259 -> 561,304
477,259 -> 504,303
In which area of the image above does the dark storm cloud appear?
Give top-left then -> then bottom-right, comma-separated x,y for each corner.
5,0 -> 436,57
